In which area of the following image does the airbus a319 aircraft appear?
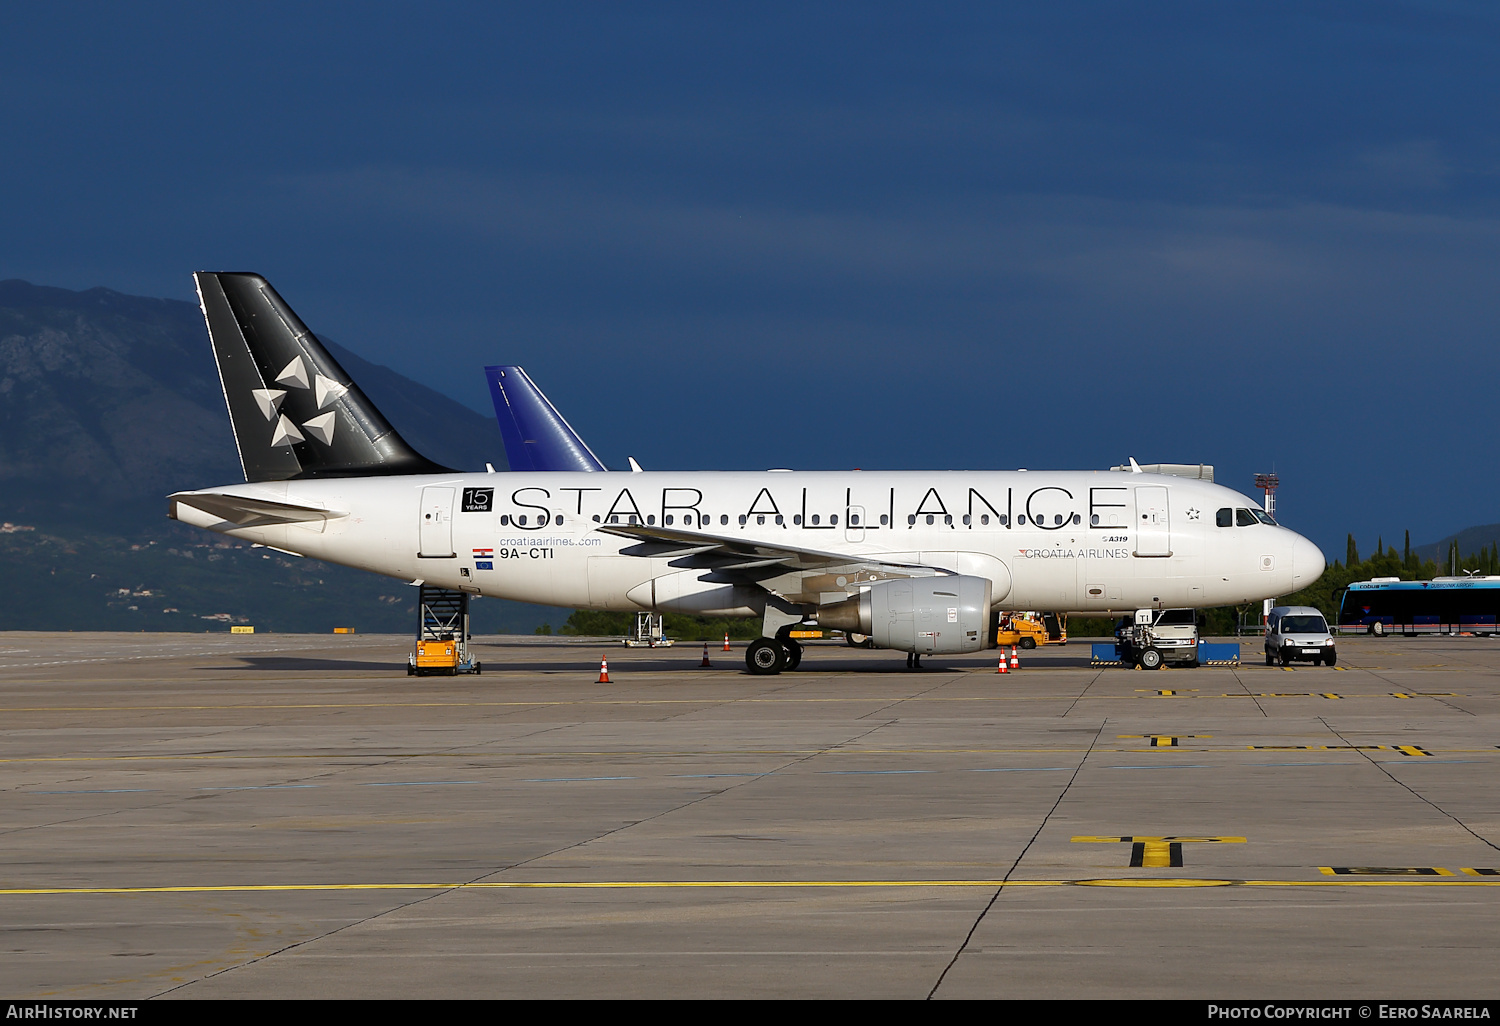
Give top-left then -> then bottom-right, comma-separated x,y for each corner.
171,273 -> 1326,674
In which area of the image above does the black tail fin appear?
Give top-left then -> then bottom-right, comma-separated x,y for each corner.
194,272 -> 450,482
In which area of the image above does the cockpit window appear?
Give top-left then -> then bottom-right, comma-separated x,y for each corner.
1236,508 -> 1258,527
1216,508 -> 1232,528
1252,509 -> 1277,526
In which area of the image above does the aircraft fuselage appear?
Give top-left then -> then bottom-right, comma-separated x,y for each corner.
171,469 -> 1325,616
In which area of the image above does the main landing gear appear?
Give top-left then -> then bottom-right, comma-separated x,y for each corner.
745,636 -> 803,675
906,652 -> 923,669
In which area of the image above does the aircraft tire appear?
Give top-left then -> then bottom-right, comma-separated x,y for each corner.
1139,648 -> 1163,670
783,639 -> 803,671
746,638 -> 786,675
1019,637 -> 1037,650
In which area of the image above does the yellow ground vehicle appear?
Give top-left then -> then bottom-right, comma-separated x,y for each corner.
995,612 -> 1067,649
412,637 -> 461,675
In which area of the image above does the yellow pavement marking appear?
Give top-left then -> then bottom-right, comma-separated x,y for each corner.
1076,878 -> 1234,888
4,876 -> 1500,896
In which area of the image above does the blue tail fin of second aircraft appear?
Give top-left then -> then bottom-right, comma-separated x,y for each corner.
486,366 -> 607,472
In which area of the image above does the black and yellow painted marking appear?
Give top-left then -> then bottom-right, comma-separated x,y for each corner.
1461,868 -> 1498,876
1321,867 -> 1454,876
1117,734 -> 1212,748
1250,745 -> 1430,755
1073,835 -> 1246,868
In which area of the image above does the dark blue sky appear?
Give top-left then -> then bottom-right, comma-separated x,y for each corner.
4,2 -> 1498,560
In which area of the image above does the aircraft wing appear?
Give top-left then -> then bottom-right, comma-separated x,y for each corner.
169,491 -> 347,528
595,522 -> 947,581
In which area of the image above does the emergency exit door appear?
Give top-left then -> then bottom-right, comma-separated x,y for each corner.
1133,486 -> 1171,557
419,486 -> 456,557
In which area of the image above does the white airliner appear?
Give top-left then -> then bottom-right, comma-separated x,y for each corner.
170,273 -> 1326,674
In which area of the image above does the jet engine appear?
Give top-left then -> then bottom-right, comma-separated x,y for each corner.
817,575 -> 992,654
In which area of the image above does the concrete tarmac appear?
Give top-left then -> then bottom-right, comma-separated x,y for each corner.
0,631 -> 1497,999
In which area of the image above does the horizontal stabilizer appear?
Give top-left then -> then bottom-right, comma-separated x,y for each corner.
486,365 -> 607,472
169,491 -> 347,528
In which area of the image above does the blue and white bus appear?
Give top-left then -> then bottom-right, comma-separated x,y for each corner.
1337,577 -> 1500,636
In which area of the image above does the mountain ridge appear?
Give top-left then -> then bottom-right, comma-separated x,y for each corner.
0,278 -> 568,633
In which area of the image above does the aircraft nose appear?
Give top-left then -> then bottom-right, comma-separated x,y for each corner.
1290,534 -> 1326,588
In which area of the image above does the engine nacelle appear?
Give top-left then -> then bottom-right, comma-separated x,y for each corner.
818,575 -> 992,654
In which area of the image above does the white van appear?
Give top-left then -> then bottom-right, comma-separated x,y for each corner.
1265,605 -> 1337,666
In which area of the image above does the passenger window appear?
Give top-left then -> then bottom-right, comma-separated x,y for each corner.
981,514 -> 990,525
879,514 -> 889,525
830,515 -> 838,525
1236,509 -> 1257,527
850,514 -> 860,525
811,514 -> 820,525
665,515 -> 674,525
1216,508 -> 1232,528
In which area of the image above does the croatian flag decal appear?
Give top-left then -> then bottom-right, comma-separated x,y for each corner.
473,547 -> 494,570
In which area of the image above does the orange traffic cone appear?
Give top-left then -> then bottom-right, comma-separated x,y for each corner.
597,654 -> 612,684
997,650 -> 1009,674
1010,646 -> 1020,671
700,642 -> 711,668
722,632 -> 731,652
